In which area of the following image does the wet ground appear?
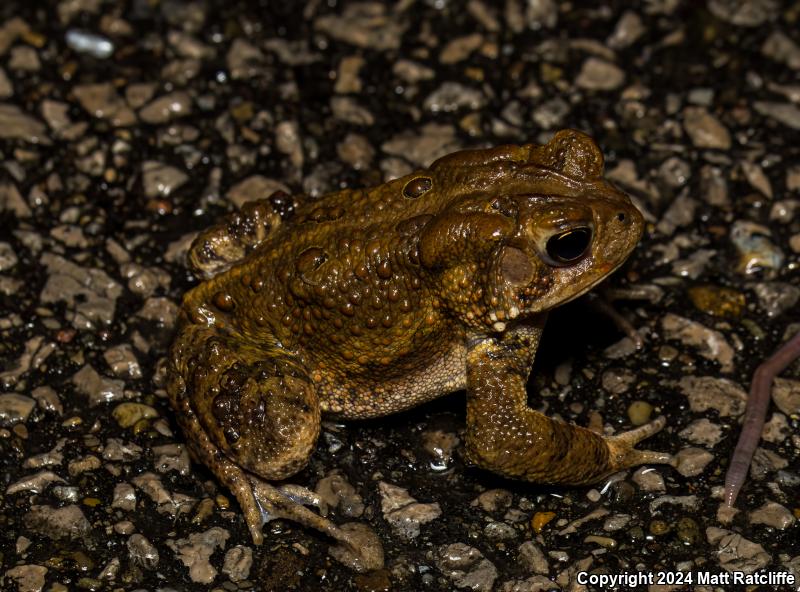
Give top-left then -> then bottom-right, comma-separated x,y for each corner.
1,1 -> 799,591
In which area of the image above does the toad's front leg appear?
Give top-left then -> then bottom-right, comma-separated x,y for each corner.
464,324 -> 673,484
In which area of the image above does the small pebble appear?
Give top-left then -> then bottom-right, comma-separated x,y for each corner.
627,401 -> 653,426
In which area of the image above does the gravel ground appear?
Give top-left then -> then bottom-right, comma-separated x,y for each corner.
1,1 -> 799,591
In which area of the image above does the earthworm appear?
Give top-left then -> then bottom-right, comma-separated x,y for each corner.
724,330 -> 800,507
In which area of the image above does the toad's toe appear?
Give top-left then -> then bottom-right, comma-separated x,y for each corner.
328,522 -> 385,573
606,416 -> 674,470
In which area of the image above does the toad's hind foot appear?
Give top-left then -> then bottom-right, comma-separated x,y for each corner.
250,477 -> 384,572
606,416 -> 675,471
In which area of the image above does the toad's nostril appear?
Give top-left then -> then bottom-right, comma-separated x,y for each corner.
617,212 -> 626,222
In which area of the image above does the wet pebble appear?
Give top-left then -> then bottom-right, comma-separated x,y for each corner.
484,520 -> 518,541
40,253 -> 123,329
314,3 -> 406,51
0,393 -> 35,426
152,444 -> 190,476
700,164 -> 730,207
337,133 -> 374,170
393,59 -> 435,83
674,447 -> 714,477
440,33 -> 484,64
4,564 -> 48,592
0,103 -> 50,144
649,519 -> 670,536
0,241 -> 18,271
436,543 -> 498,592
607,10 -> 645,49
575,57 -> 625,91
334,55 -> 364,93
750,447 -> 789,481
141,160 -> 189,199
661,313 -> 735,372
65,29 -> 114,59
112,482 -> 136,511
761,412 -> 790,443
740,161 -> 772,198
0,67 -> 12,98
707,0 -> 778,26
423,82 -> 487,113
8,45 -> 39,71
762,30 -> 800,70
378,481 -> 441,540
315,472 -> 365,518
275,120 -> 304,169
753,101 -> 800,130
601,367 -> 635,394
222,545 -> 252,583
139,91 -> 193,124
627,401 -> 653,426
68,455 -> 101,477
518,540 -> 549,575
168,527 -> 230,584
749,501 -> 796,530
730,220 -> 785,274
772,378 -> 800,416
649,495 -> 700,512
678,418 -> 722,447
682,106 -> 731,149
103,438 -> 144,462
72,364 -> 125,407
687,285 -> 745,318
675,517 -> 701,545
557,508 -> 609,535
6,471 -> 65,495
421,428 -> 460,472
23,505 -> 90,540
584,535 -> 617,549
72,83 -> 136,127
602,514 -> 631,531
706,527 -> 770,573
677,375 -> 747,416
657,157 -> 691,190
531,97 -> 570,130
104,344 -> 142,379
137,296 -> 179,327
770,199 -> 799,223
128,533 -> 159,570
531,511 -> 556,534
752,282 -> 800,318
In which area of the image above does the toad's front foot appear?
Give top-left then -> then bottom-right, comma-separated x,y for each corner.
466,328 -> 674,485
605,416 -> 675,472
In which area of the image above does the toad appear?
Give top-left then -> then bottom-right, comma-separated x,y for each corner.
167,129 -> 673,571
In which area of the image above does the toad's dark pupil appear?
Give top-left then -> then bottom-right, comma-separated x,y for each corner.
546,227 -> 591,263
403,177 -> 432,198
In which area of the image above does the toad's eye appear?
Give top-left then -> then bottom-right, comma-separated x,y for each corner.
545,227 -> 592,265
403,177 -> 432,198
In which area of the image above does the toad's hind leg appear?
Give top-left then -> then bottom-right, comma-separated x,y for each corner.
167,325 -> 384,571
464,325 -> 673,485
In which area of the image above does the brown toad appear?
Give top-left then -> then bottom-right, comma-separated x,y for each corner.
167,129 -> 672,571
